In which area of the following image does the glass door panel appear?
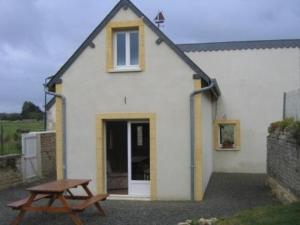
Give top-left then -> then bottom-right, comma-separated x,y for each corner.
128,122 -> 150,197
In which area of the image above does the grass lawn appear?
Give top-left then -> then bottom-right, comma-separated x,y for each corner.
216,202 -> 300,225
0,120 -> 44,155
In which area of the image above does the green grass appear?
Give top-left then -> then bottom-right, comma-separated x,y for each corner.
216,202 -> 300,225
0,120 -> 44,155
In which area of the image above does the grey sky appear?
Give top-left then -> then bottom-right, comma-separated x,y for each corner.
1,0 -> 300,112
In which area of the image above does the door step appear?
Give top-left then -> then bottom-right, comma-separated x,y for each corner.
107,194 -> 150,201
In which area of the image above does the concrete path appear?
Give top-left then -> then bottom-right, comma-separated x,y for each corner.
0,173 -> 277,225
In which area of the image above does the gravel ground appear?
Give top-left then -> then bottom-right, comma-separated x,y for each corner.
0,173 -> 277,225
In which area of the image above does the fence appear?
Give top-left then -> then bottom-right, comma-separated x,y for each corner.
0,120 -> 43,155
0,131 -> 56,190
284,88 -> 300,120
22,131 -> 56,182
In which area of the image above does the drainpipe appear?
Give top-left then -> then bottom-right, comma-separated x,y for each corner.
44,76 -> 54,131
190,78 -> 216,201
43,80 -> 67,179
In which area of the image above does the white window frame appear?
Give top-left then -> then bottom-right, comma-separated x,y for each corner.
113,30 -> 139,71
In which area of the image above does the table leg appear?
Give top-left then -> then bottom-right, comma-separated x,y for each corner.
10,210 -> 26,225
47,194 -> 57,207
82,184 -> 106,216
10,193 -> 37,225
57,194 -> 83,225
66,189 -> 74,197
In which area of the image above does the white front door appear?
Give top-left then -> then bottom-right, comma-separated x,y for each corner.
127,122 -> 150,197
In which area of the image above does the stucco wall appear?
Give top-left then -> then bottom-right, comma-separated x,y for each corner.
46,104 -> 56,131
60,8 -> 197,200
201,92 -> 214,192
187,48 -> 300,173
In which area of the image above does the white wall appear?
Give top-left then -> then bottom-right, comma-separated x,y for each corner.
187,48 -> 300,173
60,8 -> 197,200
46,104 -> 56,131
201,92 -> 214,192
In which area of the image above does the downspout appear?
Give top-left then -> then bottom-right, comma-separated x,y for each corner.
190,78 -> 216,201
43,80 -> 67,179
44,76 -> 54,131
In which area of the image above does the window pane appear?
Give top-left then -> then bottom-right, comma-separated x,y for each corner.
137,126 -> 143,146
116,32 -> 126,66
131,123 -> 150,181
130,32 -> 139,65
220,124 -> 235,149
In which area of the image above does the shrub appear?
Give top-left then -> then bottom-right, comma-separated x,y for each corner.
268,118 -> 300,144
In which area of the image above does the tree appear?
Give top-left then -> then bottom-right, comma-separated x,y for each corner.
21,101 -> 43,120
0,113 -> 21,121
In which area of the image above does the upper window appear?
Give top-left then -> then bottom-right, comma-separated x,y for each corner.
214,120 -> 240,151
106,20 -> 145,72
114,30 -> 139,69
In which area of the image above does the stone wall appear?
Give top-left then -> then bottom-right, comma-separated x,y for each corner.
267,133 -> 300,201
0,132 -> 56,190
40,132 -> 56,178
0,154 -> 22,191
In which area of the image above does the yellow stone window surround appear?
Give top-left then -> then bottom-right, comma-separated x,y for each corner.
214,120 -> 241,151
106,20 -> 145,72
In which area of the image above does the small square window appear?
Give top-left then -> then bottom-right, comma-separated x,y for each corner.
214,120 -> 240,150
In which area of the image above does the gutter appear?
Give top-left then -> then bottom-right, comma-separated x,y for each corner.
44,80 -> 67,179
190,78 -> 217,201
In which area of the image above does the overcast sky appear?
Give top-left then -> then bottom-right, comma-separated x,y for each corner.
1,0 -> 300,112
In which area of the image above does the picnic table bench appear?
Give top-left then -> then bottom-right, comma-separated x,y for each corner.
7,179 -> 109,225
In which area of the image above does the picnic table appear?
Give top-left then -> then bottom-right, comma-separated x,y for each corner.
7,179 -> 109,225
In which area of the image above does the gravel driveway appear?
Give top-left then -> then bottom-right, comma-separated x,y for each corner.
0,173 -> 276,225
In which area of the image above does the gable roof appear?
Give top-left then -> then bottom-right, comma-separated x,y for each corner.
177,39 -> 300,53
47,0 -> 212,87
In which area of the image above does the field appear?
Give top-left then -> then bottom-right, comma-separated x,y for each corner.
0,120 -> 44,155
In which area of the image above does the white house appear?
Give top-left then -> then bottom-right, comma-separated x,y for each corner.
45,97 -> 56,131
45,0 -> 300,201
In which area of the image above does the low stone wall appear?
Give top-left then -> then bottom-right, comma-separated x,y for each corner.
0,132 -> 56,190
0,154 -> 22,191
40,132 -> 56,178
267,134 -> 300,202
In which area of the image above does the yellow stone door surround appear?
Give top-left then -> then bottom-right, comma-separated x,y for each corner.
96,113 -> 157,200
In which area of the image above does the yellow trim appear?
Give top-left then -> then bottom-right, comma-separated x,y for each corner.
106,20 -> 145,72
96,113 -> 157,200
55,84 -> 63,179
214,120 -> 241,151
194,80 -> 203,201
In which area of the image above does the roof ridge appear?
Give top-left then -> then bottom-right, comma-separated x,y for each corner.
177,38 -> 300,46
177,39 -> 300,52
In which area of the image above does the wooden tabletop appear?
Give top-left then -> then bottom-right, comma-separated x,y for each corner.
27,179 -> 91,193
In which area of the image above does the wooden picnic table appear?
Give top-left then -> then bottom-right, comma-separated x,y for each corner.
7,179 -> 109,225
